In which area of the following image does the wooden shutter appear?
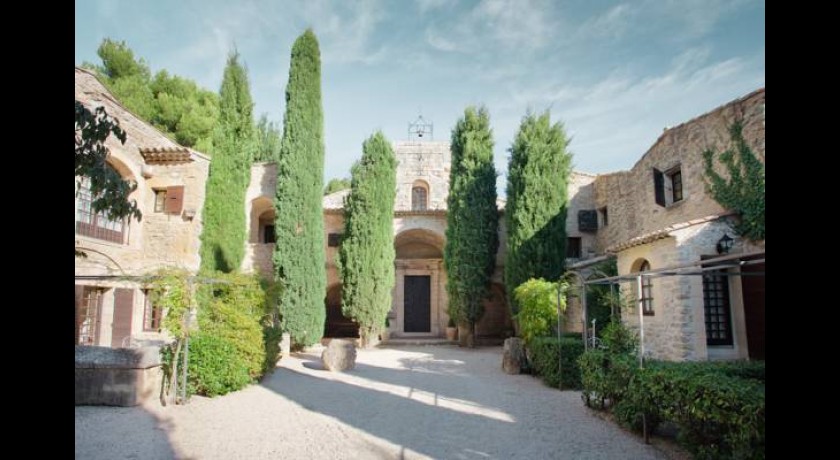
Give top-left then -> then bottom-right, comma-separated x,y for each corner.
653,168 -> 666,207
111,288 -> 134,348
75,285 -> 84,345
165,185 -> 185,215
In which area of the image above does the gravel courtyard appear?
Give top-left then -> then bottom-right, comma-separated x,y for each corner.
75,345 -> 666,459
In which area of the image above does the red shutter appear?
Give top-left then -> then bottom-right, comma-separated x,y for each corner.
75,285 -> 84,345
165,186 -> 185,215
111,288 -> 134,348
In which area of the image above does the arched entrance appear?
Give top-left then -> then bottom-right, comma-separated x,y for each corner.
324,283 -> 359,338
393,229 -> 447,337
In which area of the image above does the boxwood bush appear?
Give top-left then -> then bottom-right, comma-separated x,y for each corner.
528,337 -> 584,389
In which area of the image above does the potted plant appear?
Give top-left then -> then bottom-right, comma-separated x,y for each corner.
446,318 -> 458,341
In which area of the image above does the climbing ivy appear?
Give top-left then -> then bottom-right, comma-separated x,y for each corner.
702,121 -> 765,241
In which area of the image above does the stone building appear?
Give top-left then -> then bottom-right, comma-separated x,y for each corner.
74,67 -> 210,348
245,139 -> 512,340
566,88 -> 765,361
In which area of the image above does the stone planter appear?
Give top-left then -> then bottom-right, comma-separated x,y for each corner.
446,326 -> 458,342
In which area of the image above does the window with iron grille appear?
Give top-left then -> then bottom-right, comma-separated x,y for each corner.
78,287 -> 103,345
703,269 -> 733,346
143,291 -> 163,332
638,260 -> 654,315
412,186 -> 428,211
76,177 -> 127,243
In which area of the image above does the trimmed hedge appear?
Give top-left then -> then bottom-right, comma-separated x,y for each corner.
618,361 -> 765,460
185,332 -> 252,397
528,337 -> 584,389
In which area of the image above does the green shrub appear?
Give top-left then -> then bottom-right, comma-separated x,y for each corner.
611,361 -> 765,459
514,278 -> 569,344
528,337 -> 584,390
186,332 -> 252,397
600,320 -> 637,355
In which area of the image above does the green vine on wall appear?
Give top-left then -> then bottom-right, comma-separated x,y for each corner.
702,121 -> 765,241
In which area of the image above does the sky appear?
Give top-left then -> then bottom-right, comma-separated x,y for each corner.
75,0 -> 764,193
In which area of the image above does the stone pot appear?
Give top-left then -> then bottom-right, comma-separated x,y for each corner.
446,326 -> 458,341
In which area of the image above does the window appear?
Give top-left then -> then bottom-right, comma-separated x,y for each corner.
412,186 -> 428,211
76,177 -> 127,243
599,207 -> 609,227
154,189 -> 167,212
328,233 -> 343,247
653,166 -> 684,207
566,237 -> 582,258
143,291 -> 163,332
703,269 -> 733,346
263,225 -> 276,244
637,260 -> 654,315
77,287 -> 103,345
668,168 -> 683,203
578,210 -> 598,232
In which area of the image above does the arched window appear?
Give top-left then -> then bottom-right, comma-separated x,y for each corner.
412,182 -> 428,211
636,260 -> 654,315
75,168 -> 128,244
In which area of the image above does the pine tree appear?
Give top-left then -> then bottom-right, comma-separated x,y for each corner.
199,52 -> 255,273
274,30 -> 327,347
444,106 -> 499,347
338,132 -> 397,347
505,111 -> 573,317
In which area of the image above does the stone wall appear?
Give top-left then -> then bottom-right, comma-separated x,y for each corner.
593,89 -> 765,253
393,141 -> 450,211
75,346 -> 162,406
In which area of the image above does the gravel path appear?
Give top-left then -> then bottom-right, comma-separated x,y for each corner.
76,345 -> 667,459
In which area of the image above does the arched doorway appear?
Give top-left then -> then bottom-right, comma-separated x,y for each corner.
324,283 -> 359,338
393,229 -> 446,337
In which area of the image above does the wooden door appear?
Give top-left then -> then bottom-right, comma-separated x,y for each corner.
404,276 -> 431,333
741,263 -> 765,360
111,288 -> 134,348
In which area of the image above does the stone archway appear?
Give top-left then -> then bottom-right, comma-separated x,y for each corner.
392,229 -> 447,338
324,283 -> 359,338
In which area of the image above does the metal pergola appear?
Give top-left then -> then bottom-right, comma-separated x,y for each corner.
565,250 -> 765,366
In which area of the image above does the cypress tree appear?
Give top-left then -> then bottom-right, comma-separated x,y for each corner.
505,111 -> 573,317
199,52 -> 255,273
444,106 -> 499,347
274,30 -> 326,347
338,132 -> 397,348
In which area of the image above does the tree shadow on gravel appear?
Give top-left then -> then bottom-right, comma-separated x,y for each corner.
75,404 -> 183,460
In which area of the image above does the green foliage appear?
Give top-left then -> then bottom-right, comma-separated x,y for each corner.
618,361 -> 765,459
584,260 -> 618,333
274,29 -> 327,347
184,332 -> 252,397
513,278 -> 569,344
74,101 -> 140,226
88,38 -> 219,152
151,270 -> 282,398
702,121 -> 765,241
338,131 -> 397,347
505,111 -> 573,316
199,52 -> 256,273
196,272 -> 267,381
324,177 -> 352,195
578,321 -> 639,409
254,114 -> 283,162
444,107 -> 499,338
528,337 -> 584,389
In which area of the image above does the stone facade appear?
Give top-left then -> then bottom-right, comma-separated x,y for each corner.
569,88 -> 765,361
245,140 -> 511,340
74,67 -> 210,348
